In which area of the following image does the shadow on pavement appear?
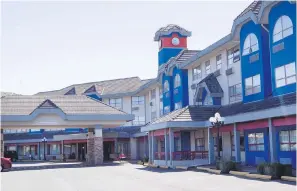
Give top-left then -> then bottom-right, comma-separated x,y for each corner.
135,166 -> 186,173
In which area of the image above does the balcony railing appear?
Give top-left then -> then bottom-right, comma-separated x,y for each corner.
154,151 -> 208,161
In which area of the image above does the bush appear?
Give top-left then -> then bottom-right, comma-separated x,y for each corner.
216,160 -> 237,174
257,163 -> 293,179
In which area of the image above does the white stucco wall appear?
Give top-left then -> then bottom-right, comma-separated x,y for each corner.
222,132 -> 232,160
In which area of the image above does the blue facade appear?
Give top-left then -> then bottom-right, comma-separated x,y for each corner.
172,67 -> 189,109
275,125 -> 296,168
269,1 -> 296,96
158,48 -> 183,66
244,128 -> 270,165
240,20 -> 272,103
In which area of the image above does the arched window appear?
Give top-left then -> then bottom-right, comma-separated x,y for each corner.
273,15 -> 293,43
174,74 -> 181,88
163,80 -> 169,93
242,33 -> 259,56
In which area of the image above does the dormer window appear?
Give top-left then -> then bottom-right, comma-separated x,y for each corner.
242,33 -> 259,56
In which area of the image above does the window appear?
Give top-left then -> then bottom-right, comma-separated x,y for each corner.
163,81 -> 169,93
275,63 -> 296,88
174,102 -> 182,110
174,74 -> 181,88
159,101 -> 163,116
195,130 -> 205,151
159,87 -> 163,98
227,46 -> 240,68
229,83 -> 242,103
132,96 -> 144,106
279,130 -> 296,151
231,133 -> 245,151
216,54 -> 222,70
205,60 -> 211,75
151,89 -> 156,100
248,132 -> 264,151
193,66 -> 202,81
174,137 -> 181,151
164,106 -> 170,114
242,33 -> 259,56
132,116 -> 145,125
151,111 -> 157,121
245,74 -> 261,96
109,98 -> 122,109
203,95 -> 213,105
160,140 -> 165,152
273,15 -> 293,43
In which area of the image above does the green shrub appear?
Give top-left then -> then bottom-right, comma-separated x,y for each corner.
283,164 -> 293,176
257,163 -> 292,179
141,157 -> 149,163
257,163 -> 265,175
216,160 -> 237,174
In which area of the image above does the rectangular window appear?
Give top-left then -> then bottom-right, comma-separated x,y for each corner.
229,83 -> 242,103
195,130 -> 205,151
132,96 -> 144,106
248,132 -> 264,151
216,54 -> 222,70
151,111 -> 157,121
109,98 -> 122,109
245,74 -> 261,96
151,89 -> 156,100
164,106 -> 170,114
227,46 -> 240,68
174,102 -> 182,110
159,101 -> 163,116
275,62 -> 296,88
174,137 -> 180,151
280,130 -> 296,151
132,115 -> 145,126
205,60 -> 211,75
160,140 -> 165,152
193,65 -> 202,81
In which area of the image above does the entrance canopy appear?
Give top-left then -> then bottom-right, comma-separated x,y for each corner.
1,95 -> 134,129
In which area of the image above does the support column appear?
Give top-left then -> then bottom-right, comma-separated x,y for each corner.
164,128 -> 168,164
76,143 -> 79,160
61,140 -> 64,161
38,142 -> 40,160
130,137 -> 137,160
151,131 -> 155,162
87,126 -> 103,165
144,135 -> 147,158
268,118 -> 277,163
233,123 -> 241,162
208,127 -> 214,164
1,129 -> 4,157
148,132 -> 152,164
169,128 -> 174,168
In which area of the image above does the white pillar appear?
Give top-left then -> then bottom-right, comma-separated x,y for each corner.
169,128 -> 174,168
233,123 -> 241,162
208,127 -> 214,164
148,132 -> 152,164
151,131 -> 155,162
130,137 -> 137,160
268,118 -> 277,163
76,142 -> 79,160
164,128 -> 168,165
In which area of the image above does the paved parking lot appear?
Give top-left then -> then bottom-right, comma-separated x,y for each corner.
1,163 -> 296,191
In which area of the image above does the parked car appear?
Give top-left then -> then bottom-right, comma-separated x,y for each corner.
1,157 -> 12,172
4,151 -> 18,162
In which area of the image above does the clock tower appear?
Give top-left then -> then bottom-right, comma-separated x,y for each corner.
154,24 -> 192,67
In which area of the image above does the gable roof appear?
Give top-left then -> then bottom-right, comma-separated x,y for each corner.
235,1 -> 263,20
36,77 -> 152,97
1,95 -> 129,116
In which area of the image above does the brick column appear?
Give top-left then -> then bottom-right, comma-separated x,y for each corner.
87,127 -> 103,165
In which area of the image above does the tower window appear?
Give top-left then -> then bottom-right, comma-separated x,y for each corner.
273,15 -> 293,43
242,33 -> 259,56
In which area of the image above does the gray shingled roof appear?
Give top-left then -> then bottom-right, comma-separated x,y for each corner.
235,1 -> 263,20
36,77 -> 151,96
154,24 -> 192,41
146,93 -> 296,125
175,50 -> 200,64
1,95 -> 128,115
199,73 -> 223,94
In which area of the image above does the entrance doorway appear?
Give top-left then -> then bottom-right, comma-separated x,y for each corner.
103,141 -> 114,161
78,143 -> 87,161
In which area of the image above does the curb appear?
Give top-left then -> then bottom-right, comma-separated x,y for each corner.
245,173 -> 272,180
159,165 -> 169,169
196,167 -> 221,174
148,164 -> 159,168
175,166 -> 188,170
229,171 -> 250,176
281,176 -> 296,182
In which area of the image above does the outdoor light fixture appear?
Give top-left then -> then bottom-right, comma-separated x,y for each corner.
209,112 -> 225,160
42,137 -> 47,161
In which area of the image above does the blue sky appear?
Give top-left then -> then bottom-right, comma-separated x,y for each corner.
1,1 -> 251,95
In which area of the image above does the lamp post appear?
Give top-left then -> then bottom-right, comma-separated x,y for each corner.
209,112 -> 225,161
42,137 -> 47,161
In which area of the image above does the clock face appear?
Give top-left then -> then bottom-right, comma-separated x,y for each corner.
172,37 -> 180,46
159,40 -> 162,49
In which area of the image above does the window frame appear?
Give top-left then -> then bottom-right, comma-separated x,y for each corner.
195,130 -> 205,151
242,33 -> 259,56
163,80 -> 169,93
174,74 -> 181,88
216,54 -> 222,70
193,65 -> 202,81
229,83 -> 242,103
174,102 -> 182,110
248,132 -> 265,151
205,60 -> 211,75
132,96 -> 145,106
245,74 -> 261,96
132,115 -> 146,126
227,46 -> 240,68
109,98 -> 122,109
273,15 -> 294,43
275,62 -> 296,88
279,130 -> 296,151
